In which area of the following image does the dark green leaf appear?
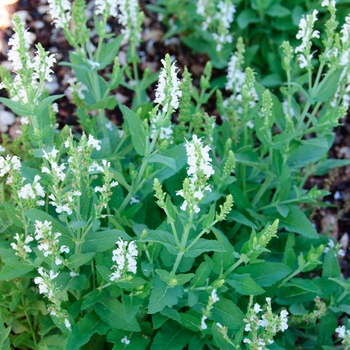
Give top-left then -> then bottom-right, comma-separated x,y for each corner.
236,262 -> 292,287
98,35 -> 124,69
66,312 -> 109,350
150,321 -> 192,350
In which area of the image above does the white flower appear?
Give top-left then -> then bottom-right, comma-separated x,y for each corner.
95,0 -> 118,17
254,303 -> 262,313
64,318 -> 71,329
110,239 -> 138,281
336,325 -> 346,338
200,315 -> 208,330
18,183 -> 36,199
295,10 -> 319,55
47,0 -> 72,29
245,323 -> 251,332
121,336 -> 131,345
87,134 -> 101,150
279,309 -> 289,332
211,289 -> 219,303
154,56 -> 182,113
116,0 -> 141,44
258,315 -> 269,328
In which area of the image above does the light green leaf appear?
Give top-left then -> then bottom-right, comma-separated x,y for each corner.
148,275 -> 183,314
140,230 -> 178,255
98,35 -> 124,69
227,274 -> 265,295
277,206 -> 318,239
145,154 -> 176,169
211,298 -> 245,332
122,105 -> 147,156
67,253 -> 95,269
24,209 -> 71,237
82,229 -> 131,253
184,238 -> 225,258
2,202 -> 23,228
0,97 -> 30,116
0,258 -> 34,281
211,323 -> 236,350
191,255 -> 213,288
266,4 -> 291,17
95,298 -> 141,331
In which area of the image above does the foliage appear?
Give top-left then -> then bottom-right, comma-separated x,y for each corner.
0,0 -> 350,349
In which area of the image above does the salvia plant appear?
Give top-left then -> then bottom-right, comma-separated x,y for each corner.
0,0 -> 350,349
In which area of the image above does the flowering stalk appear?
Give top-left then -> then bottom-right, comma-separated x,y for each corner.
110,239 -> 138,282
243,297 -> 288,349
200,289 -> 220,330
34,267 -> 71,330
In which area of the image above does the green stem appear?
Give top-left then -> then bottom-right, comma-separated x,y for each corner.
252,175 -> 274,208
171,212 -> 194,273
279,262 -> 310,287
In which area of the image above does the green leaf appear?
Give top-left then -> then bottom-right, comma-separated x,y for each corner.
0,258 -> 34,280
185,238 -> 225,258
107,329 -> 151,350
227,274 -> 265,295
122,105 -> 147,156
35,95 -> 64,116
117,277 -> 147,289
313,69 -> 343,102
89,96 -> 118,110
322,250 -> 341,278
0,97 -> 30,116
82,229 -> 131,253
140,230 -> 178,255
191,255 -> 213,288
150,321 -> 192,350
211,323 -> 236,350
95,298 -> 141,331
98,35 -> 124,69
287,138 -> 328,169
288,278 -> 322,294
226,210 -> 258,229
266,4 -> 291,17
236,262 -> 292,287
67,253 -> 95,269
145,154 -> 176,169
66,312 -> 109,350
277,206 -> 318,239
314,159 -> 350,176
2,202 -> 23,228
24,209 -> 71,237
148,275 -> 183,314
211,298 -> 245,332
237,9 -> 260,29
0,312 -> 11,350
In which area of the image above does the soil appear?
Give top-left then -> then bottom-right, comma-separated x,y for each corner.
1,0 -> 350,274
